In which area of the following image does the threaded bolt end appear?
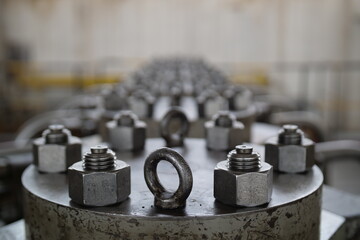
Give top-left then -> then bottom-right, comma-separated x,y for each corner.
278,124 -> 302,145
83,145 -> 116,170
44,124 -> 69,144
214,111 -> 234,128
116,111 -> 137,127
227,145 -> 261,171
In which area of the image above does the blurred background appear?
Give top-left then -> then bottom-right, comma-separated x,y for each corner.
0,0 -> 359,233
1,0 -> 360,136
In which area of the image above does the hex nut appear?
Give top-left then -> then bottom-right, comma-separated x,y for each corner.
33,125 -> 81,173
68,146 -> 131,207
265,137 -> 314,173
106,111 -> 146,151
224,85 -> 253,111
265,125 -> 315,173
214,161 -> 273,207
102,86 -> 128,111
68,160 -> 130,207
205,112 -> 244,151
129,90 -> 155,118
214,146 -> 273,207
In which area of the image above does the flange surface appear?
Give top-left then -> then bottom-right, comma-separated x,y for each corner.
23,138 -> 323,239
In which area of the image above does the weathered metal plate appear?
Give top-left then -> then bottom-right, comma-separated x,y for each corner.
23,138 -> 323,239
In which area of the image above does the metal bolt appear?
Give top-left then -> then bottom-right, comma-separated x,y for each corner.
33,125 -> 81,173
283,124 -> 298,133
214,112 -> 234,128
214,145 -> 273,207
197,89 -> 225,119
83,145 -> 115,170
227,145 -> 261,171
102,86 -> 129,111
129,90 -> 155,118
45,124 -> 68,144
116,111 -> 136,127
107,110 -> 147,152
225,86 -> 253,111
68,145 -> 131,207
278,124 -> 302,145
90,145 -> 108,154
236,145 -> 252,154
170,86 -> 182,106
49,124 -> 64,132
205,111 -> 244,151
265,124 -> 315,173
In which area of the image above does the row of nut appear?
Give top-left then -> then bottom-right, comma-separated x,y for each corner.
99,83 -> 254,132
32,109 -> 315,208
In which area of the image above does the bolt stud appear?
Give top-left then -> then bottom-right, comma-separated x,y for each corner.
228,145 -> 261,171
84,145 -> 116,170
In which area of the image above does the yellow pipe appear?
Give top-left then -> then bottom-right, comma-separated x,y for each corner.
19,75 -> 122,89
7,61 -> 122,89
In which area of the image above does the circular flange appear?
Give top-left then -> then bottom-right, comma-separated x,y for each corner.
23,138 -> 323,240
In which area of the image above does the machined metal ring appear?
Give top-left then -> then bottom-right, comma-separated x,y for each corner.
160,107 -> 189,147
144,148 -> 193,209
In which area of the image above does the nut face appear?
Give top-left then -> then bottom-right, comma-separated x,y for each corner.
33,136 -> 81,173
107,121 -> 146,151
214,161 -> 273,207
128,90 -> 155,118
265,137 -> 315,173
68,160 -> 131,206
205,112 -> 244,151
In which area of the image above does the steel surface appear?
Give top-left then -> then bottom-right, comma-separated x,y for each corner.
23,138 -> 323,239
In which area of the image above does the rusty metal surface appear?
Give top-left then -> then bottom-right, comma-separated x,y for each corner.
23,138 -> 323,239
0,209 -> 341,240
